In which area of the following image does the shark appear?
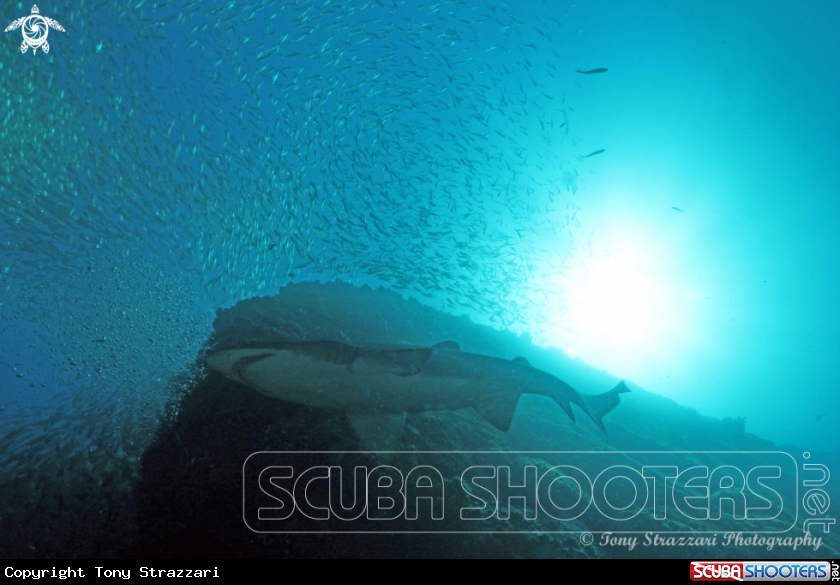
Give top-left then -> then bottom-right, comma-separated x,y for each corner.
205,340 -> 630,450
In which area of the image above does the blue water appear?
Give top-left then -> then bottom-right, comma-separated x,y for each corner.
0,0 -> 838,558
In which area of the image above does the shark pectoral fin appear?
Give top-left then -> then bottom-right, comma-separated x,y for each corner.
346,411 -> 406,452
354,348 -> 433,376
433,341 -> 460,351
559,400 -> 576,424
474,394 -> 521,433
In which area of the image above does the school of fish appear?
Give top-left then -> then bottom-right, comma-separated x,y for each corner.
0,0 -> 607,552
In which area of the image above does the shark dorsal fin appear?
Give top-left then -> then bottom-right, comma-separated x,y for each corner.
433,341 -> 460,351
474,394 -> 521,432
512,356 -> 530,366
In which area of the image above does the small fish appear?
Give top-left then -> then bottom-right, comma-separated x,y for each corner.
671,206 -> 685,213
268,243 -> 277,251
575,68 -> 607,74
580,149 -> 605,158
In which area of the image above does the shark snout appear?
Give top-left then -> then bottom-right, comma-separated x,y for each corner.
205,350 -> 238,376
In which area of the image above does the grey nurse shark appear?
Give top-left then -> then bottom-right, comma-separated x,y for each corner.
205,340 -> 629,450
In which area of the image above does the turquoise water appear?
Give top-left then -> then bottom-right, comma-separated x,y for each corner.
0,0 -> 837,558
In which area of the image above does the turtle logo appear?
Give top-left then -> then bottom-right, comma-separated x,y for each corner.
5,5 -> 65,54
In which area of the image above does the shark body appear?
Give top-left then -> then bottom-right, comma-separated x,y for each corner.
205,340 -> 629,449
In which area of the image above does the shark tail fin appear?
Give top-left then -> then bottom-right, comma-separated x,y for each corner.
580,381 -> 630,434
